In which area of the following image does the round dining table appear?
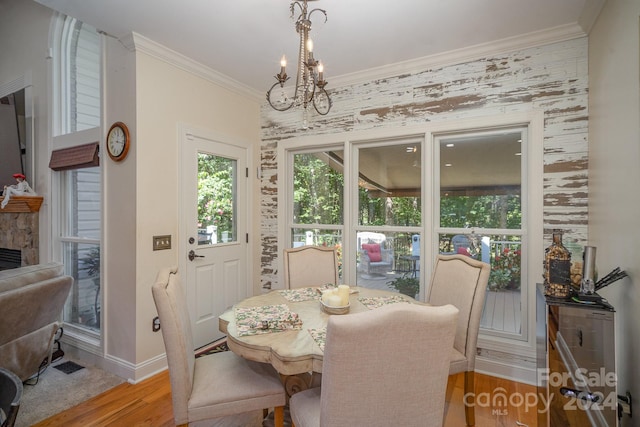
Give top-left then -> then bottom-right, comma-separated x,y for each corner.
219,286 -> 418,395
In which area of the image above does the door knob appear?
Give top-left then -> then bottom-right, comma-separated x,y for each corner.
188,250 -> 205,261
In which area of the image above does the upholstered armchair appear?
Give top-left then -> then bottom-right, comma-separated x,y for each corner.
358,242 -> 394,278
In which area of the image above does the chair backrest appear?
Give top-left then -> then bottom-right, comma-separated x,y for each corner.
426,254 -> 490,369
320,303 -> 459,426
0,367 -> 22,427
283,246 -> 339,289
151,267 -> 195,423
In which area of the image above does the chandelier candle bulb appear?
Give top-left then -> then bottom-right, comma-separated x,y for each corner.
280,55 -> 286,74
318,62 -> 324,81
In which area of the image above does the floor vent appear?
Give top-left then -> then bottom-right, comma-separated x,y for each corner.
53,361 -> 85,375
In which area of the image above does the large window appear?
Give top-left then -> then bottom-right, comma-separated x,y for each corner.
52,17 -> 102,337
281,115 -> 541,361
288,149 -> 344,275
435,128 -> 526,339
354,139 -> 422,290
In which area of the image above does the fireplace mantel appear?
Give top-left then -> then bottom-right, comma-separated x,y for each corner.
0,196 -> 43,213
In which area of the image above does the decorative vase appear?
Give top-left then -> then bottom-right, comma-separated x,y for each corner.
544,229 -> 572,298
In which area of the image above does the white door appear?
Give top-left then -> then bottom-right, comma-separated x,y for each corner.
180,127 -> 250,349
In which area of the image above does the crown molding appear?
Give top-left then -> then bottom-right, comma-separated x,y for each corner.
119,32 -> 263,102
330,23 -> 588,89
116,22 -> 587,104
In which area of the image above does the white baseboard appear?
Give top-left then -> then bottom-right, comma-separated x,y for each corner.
475,354 -> 538,386
60,335 -> 168,384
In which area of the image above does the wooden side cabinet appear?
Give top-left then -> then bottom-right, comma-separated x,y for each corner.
536,285 -> 617,426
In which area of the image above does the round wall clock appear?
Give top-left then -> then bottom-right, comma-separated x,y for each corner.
106,121 -> 130,161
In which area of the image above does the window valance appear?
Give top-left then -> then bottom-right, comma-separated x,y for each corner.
49,142 -> 99,171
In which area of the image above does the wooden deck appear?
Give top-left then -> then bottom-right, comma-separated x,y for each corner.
357,271 -> 521,334
480,290 -> 521,334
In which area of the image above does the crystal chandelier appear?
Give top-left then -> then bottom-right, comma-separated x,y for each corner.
266,0 -> 332,126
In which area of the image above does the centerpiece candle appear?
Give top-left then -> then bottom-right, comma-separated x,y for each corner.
338,285 -> 350,306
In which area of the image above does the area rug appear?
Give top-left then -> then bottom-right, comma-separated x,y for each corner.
195,336 -> 229,357
16,357 -> 125,427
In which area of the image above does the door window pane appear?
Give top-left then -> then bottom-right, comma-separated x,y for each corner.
197,153 -> 237,245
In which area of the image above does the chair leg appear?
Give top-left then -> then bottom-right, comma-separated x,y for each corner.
464,371 -> 475,426
274,405 -> 285,427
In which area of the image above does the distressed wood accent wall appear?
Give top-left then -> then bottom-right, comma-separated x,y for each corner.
260,38 -> 589,290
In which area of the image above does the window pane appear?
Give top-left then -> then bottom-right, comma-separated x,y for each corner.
197,153 -> 237,245
293,151 -> 344,225
437,129 -> 525,339
62,242 -> 100,332
356,231 -> 421,291
440,133 -> 521,229
358,144 -> 421,227
63,168 -> 101,239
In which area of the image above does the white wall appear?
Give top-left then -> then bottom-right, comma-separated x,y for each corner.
129,39 -> 261,376
1,3 -> 262,381
588,1 -> 640,425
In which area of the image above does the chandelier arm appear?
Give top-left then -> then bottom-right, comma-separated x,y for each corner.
307,8 -> 328,24
266,81 -> 296,112
312,86 -> 332,115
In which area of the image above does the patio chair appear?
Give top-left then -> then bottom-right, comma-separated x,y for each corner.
289,303 -> 459,427
358,241 -> 394,278
426,254 -> 490,426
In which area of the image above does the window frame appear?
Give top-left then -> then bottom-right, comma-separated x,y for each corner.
50,15 -> 103,346
278,110 -> 544,366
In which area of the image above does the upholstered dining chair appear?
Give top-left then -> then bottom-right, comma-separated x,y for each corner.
289,303 -> 459,427
283,246 -> 339,289
0,367 -> 22,427
426,254 -> 491,427
152,267 -> 286,427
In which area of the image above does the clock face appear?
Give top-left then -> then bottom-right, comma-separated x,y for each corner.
107,122 -> 130,161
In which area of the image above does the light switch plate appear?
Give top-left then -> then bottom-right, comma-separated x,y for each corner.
153,235 -> 171,250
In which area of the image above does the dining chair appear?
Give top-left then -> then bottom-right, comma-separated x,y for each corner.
0,367 -> 22,427
283,246 -> 339,289
152,267 -> 286,427
426,254 -> 491,427
289,303 -> 459,427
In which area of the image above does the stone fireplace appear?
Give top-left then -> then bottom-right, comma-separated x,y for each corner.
0,195 -> 43,268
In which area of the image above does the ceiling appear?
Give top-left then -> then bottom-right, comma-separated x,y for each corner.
31,0 -> 603,192
34,0 -> 605,97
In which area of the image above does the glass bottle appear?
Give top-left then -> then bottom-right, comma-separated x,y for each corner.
544,229 -> 572,297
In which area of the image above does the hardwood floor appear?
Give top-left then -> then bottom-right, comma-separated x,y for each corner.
34,370 -> 538,426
